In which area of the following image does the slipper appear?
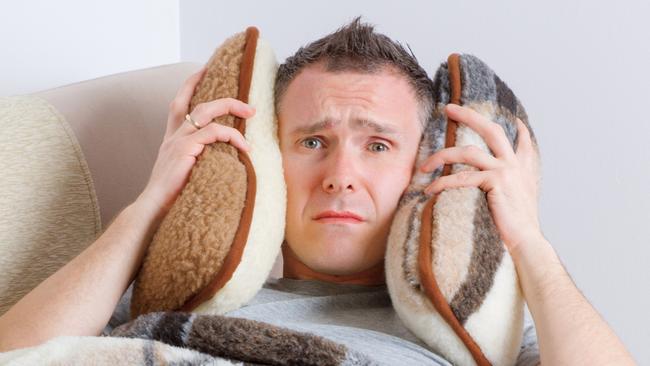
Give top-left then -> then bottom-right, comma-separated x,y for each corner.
130,27 -> 286,317
385,53 -> 539,366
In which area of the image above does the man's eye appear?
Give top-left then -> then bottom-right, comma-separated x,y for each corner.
301,137 -> 322,149
369,142 -> 389,152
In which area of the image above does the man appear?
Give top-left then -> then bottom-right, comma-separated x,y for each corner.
0,18 -> 635,365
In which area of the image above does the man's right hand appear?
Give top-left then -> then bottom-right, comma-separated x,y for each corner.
139,66 -> 255,216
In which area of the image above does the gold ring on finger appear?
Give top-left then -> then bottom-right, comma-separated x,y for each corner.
185,114 -> 201,129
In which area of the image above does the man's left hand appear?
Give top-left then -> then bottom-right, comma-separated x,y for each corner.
419,103 -> 543,253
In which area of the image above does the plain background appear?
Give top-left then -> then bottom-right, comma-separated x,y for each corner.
1,0 -> 648,362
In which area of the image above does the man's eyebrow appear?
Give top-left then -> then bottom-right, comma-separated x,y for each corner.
290,118 -> 400,135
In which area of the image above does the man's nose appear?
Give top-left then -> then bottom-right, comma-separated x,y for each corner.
321,146 -> 359,194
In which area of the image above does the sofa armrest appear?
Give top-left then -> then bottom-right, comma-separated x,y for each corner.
35,62 -> 202,228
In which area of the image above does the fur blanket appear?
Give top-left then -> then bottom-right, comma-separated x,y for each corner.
0,311 -> 379,365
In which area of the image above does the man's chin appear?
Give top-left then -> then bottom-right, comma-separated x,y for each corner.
301,240 -> 370,272
306,255 -> 382,276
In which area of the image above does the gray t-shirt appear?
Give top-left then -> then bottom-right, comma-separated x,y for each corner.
106,278 -> 540,365
226,277 -> 540,366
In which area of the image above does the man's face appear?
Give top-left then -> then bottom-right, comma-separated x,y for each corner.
278,62 -> 424,276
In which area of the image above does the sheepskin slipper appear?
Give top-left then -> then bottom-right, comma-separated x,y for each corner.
130,27 -> 286,318
385,53 -> 540,366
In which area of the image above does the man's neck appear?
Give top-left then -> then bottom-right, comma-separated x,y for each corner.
281,241 -> 386,286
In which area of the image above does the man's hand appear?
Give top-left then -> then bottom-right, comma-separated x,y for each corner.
419,103 -> 637,364
419,103 -> 542,253
140,66 -> 255,216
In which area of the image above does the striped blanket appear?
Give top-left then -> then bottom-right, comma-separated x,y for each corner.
0,311 -> 378,365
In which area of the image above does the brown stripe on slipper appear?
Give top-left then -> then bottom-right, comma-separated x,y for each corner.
417,53 -> 492,366
449,191 -> 505,325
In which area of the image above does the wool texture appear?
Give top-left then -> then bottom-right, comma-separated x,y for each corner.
111,311 -> 375,365
385,54 -> 539,366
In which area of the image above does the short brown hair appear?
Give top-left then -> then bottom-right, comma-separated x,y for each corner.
274,17 -> 434,129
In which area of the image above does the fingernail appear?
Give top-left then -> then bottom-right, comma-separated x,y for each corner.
421,162 -> 440,173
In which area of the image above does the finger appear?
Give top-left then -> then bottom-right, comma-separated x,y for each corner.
419,145 -> 501,173
515,118 -> 534,157
445,103 -> 514,160
177,98 -> 256,137
515,118 -> 541,177
190,122 -> 251,152
165,66 -> 208,136
424,169 -> 494,195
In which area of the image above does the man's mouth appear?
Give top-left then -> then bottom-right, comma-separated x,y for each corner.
313,210 -> 364,223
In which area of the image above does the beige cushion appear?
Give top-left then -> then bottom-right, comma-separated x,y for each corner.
0,95 -> 101,315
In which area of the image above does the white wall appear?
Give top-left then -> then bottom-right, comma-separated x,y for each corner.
0,0 -> 179,96
180,0 -> 649,362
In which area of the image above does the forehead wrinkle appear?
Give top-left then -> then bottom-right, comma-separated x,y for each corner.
290,117 -> 400,136
353,118 -> 399,134
290,119 -> 340,135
